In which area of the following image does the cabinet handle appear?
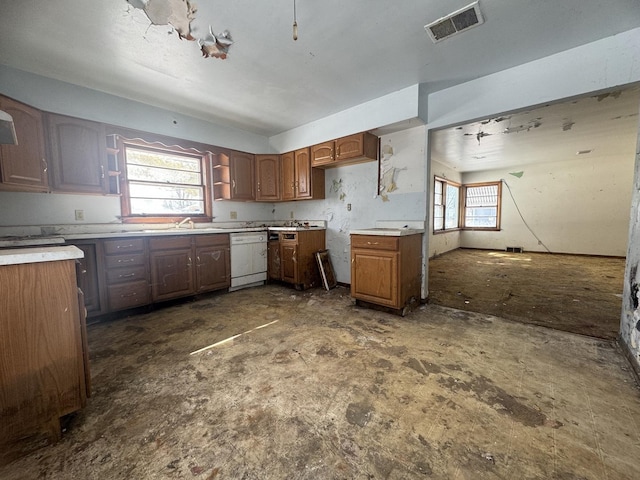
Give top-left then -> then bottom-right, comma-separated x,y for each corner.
232,179 -> 236,192
187,256 -> 193,268
117,258 -> 135,263
367,241 -> 380,245
116,244 -> 134,249
257,182 -> 261,192
119,273 -> 136,278
42,158 -> 48,172
100,165 -> 105,179
120,292 -> 137,298
336,146 -> 340,158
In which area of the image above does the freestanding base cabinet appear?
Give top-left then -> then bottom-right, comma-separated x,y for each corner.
0,246 -> 90,466
350,232 -> 422,315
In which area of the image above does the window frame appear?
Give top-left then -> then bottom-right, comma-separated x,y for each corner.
433,177 -> 502,233
117,136 -> 213,223
433,176 -> 462,234
462,181 -> 502,231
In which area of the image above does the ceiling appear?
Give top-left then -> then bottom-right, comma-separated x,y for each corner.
430,87 -> 640,172
1,1 -> 640,138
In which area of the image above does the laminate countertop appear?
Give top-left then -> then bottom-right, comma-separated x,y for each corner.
0,245 -> 84,266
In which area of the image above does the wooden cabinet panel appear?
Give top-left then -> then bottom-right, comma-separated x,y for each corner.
47,114 -> 107,194
105,265 -> 147,284
274,229 -> 325,289
268,240 -> 281,280
350,233 -> 422,314
256,154 -> 281,201
104,252 -> 146,270
230,151 -> 255,200
351,249 -> 398,307
0,96 -> 48,191
107,280 -> 150,311
73,241 -> 107,317
280,243 -> 298,284
281,149 -> 325,201
0,259 -> 87,465
150,248 -> 194,301
103,237 -> 145,255
102,237 -> 150,313
312,132 -> 378,168
196,243 -> 230,292
310,141 -> 334,167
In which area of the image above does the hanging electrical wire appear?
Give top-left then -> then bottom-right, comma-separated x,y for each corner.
292,0 -> 298,40
501,179 -> 553,254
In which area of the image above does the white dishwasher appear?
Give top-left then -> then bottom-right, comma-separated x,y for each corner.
229,231 -> 268,291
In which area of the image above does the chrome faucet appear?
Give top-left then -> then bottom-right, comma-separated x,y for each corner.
176,217 -> 194,229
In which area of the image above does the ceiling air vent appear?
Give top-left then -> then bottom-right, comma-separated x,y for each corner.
425,1 -> 484,43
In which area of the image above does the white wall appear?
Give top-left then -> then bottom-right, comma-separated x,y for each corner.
273,126 -> 428,284
428,160 -> 462,258
460,156 -> 634,256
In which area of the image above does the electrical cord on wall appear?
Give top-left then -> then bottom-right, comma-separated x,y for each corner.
500,178 -> 553,254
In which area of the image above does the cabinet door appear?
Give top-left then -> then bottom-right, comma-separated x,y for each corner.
294,148 -> 312,199
196,245 -> 230,292
281,151 -> 296,200
47,114 -> 108,194
74,242 -> 106,317
256,154 -> 281,201
0,97 -> 48,191
230,151 -> 255,201
150,248 -> 194,301
280,243 -> 298,283
351,248 -> 399,307
311,141 -> 335,167
336,133 -> 365,160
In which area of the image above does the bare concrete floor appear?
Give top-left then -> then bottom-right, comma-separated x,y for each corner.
2,285 -> 640,479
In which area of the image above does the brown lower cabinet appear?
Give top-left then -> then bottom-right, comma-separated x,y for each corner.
70,234 -> 230,318
268,229 -> 325,289
0,256 -> 89,466
350,233 -> 422,314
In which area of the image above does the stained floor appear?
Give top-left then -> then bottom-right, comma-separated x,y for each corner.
428,248 -> 626,339
2,284 -> 640,479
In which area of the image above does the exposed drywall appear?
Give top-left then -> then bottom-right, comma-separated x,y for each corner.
428,160 -> 462,258
460,154 -> 634,256
620,124 -> 640,374
0,65 -> 273,154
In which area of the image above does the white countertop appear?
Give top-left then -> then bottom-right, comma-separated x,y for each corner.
0,245 -> 84,266
350,227 -> 424,237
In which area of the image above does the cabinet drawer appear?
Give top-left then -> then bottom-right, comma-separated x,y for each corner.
107,281 -> 150,311
149,236 -> 192,251
351,235 -> 398,251
279,232 -> 298,243
104,252 -> 146,269
105,265 -> 147,285
103,237 -> 145,254
195,234 -> 229,247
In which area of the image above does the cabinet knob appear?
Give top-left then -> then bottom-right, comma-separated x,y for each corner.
232,179 -> 236,191
42,158 -> 48,172
100,165 -> 105,179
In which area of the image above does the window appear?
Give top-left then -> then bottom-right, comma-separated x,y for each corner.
433,178 -> 501,232
434,177 -> 461,232
119,138 -> 211,221
463,182 -> 501,230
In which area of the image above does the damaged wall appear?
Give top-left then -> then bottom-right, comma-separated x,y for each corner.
273,126 -> 428,284
621,122 -> 640,373
460,154 -> 635,256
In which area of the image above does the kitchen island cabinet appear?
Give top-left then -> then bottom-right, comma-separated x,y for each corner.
350,232 -> 422,315
0,246 -> 89,466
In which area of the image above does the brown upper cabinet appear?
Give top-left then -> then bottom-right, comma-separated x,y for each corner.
211,150 -> 255,201
311,132 -> 378,168
0,96 -> 49,192
47,114 -> 108,194
255,154 -> 281,201
282,148 -> 325,201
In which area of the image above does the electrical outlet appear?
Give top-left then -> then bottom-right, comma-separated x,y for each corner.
347,203 -> 352,211
75,209 -> 84,221
230,211 -> 238,219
